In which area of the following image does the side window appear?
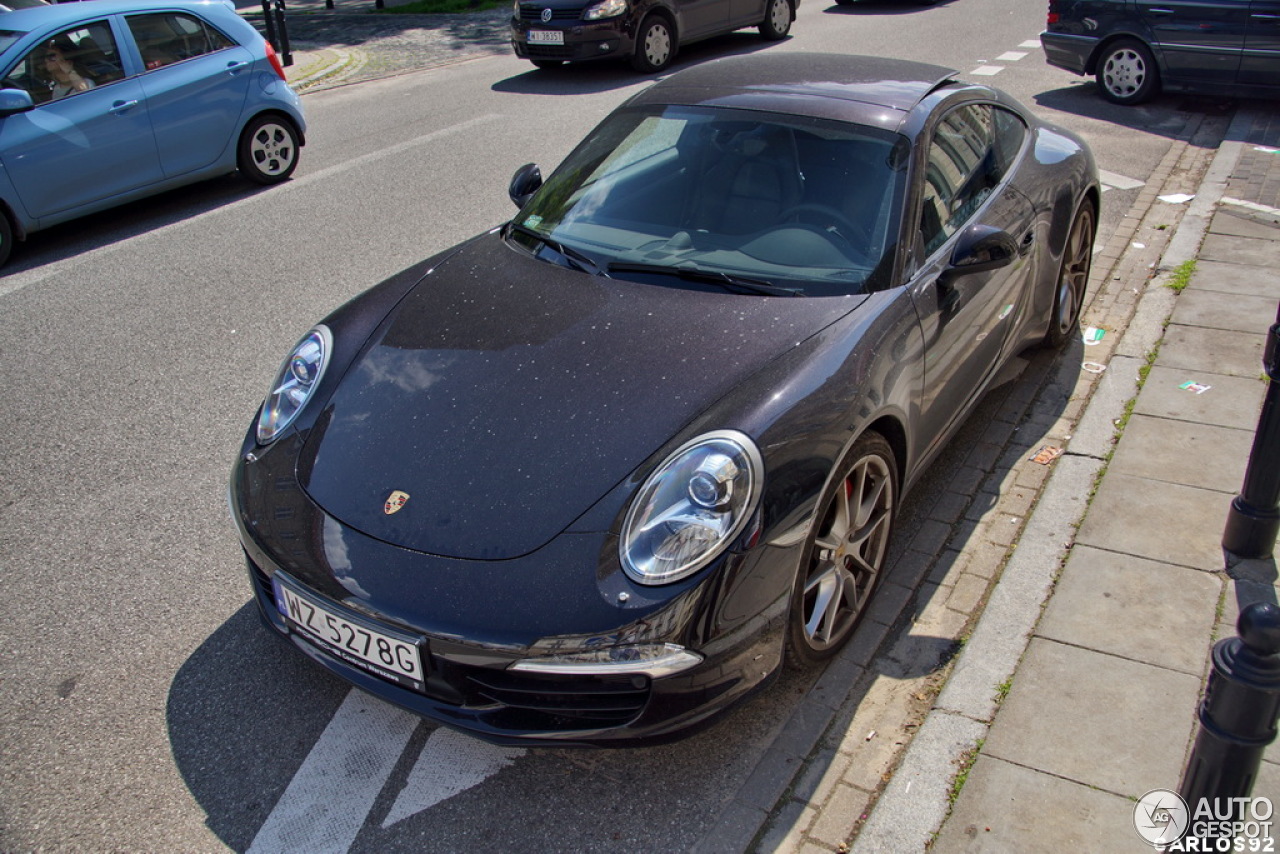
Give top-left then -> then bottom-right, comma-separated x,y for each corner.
918,104 -> 1026,256
3,22 -> 124,105
127,13 -> 235,71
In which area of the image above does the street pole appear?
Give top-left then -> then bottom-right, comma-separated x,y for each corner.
1178,602 -> 1280,848
1223,301 -> 1280,559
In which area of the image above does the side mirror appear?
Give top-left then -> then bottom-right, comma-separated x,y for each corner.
509,163 -> 542,208
945,223 -> 1018,278
0,88 -> 34,117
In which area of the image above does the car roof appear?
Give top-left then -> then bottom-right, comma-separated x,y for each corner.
0,0 -> 232,30
628,53 -> 959,133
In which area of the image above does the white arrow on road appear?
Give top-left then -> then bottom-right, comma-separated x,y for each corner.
248,689 -> 524,853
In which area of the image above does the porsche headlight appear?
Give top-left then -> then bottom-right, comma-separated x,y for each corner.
584,0 -> 625,19
621,430 -> 763,585
256,326 -> 332,445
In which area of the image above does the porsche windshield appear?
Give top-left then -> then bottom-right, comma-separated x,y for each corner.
512,105 -> 909,296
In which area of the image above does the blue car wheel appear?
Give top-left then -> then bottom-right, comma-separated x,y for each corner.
238,114 -> 300,185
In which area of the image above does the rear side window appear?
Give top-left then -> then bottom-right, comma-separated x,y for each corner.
2,21 -> 124,105
126,12 -> 234,71
918,104 -> 1027,256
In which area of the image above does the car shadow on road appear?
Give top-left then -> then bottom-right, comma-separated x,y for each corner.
821,0 -> 956,16
167,600 -> 828,851
1033,83 -> 1240,142
2,176 -> 282,278
167,603 -> 351,852
492,32 -> 778,95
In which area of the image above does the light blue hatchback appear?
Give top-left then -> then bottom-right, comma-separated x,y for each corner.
0,0 -> 306,267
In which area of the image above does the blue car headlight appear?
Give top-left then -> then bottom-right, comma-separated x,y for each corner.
620,430 -> 763,585
256,325 -> 332,445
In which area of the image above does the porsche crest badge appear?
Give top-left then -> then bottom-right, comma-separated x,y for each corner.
384,490 -> 410,515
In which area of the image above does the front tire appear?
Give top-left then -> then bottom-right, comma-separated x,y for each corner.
0,210 -> 12,270
1044,201 -> 1095,348
238,115 -> 300,185
787,432 -> 898,666
759,0 -> 791,39
1096,38 -> 1159,105
630,15 -> 675,73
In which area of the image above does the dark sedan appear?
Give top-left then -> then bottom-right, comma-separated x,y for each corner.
1042,0 -> 1280,104
230,54 -> 1099,746
510,0 -> 795,72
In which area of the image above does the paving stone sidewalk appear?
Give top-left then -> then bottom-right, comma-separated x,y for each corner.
858,107 -> 1280,854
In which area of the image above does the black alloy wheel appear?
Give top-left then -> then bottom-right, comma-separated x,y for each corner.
787,432 -> 898,665
630,15 -> 674,73
1096,38 -> 1159,105
238,115 -> 300,185
1044,201 -> 1095,348
759,0 -> 791,39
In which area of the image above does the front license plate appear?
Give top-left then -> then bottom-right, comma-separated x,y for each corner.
527,29 -> 564,44
272,573 -> 425,693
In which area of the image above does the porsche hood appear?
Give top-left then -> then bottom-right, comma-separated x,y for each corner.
298,234 -> 864,560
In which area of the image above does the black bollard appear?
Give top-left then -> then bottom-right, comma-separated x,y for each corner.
274,0 -> 292,67
260,0 -> 279,57
1178,602 -> 1280,846
1223,302 -> 1280,558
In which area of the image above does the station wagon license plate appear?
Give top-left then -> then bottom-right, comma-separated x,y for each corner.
273,573 -> 425,692
528,29 -> 564,44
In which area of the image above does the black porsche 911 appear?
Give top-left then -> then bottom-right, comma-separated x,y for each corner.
230,53 -> 1098,745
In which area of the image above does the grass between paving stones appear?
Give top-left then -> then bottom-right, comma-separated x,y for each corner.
1165,258 -> 1197,292
378,0 -> 507,13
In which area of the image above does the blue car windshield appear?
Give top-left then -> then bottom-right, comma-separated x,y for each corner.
512,105 -> 909,296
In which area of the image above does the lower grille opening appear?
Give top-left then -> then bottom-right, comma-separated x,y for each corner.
464,668 -> 650,729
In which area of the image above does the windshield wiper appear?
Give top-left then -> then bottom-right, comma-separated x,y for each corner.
506,223 -> 605,276
607,262 -> 803,297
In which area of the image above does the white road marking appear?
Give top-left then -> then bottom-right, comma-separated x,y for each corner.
1020,39 -> 1042,49
970,65 -> 1004,76
1099,169 -> 1145,192
996,51 -> 1028,62
247,690 -> 420,854
382,727 -> 525,828
0,113 -> 504,300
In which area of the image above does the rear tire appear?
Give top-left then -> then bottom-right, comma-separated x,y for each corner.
237,115 -> 300,185
786,432 -> 898,666
1096,38 -> 1159,105
759,0 -> 791,39
1044,201 -> 1095,348
630,15 -> 674,73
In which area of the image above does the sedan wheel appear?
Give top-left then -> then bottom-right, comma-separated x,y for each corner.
630,16 -> 674,73
1044,202 -> 1095,348
1096,39 -> 1158,105
759,0 -> 791,40
788,432 -> 897,665
238,115 -> 300,185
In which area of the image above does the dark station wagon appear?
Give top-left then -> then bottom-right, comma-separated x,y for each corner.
1041,0 -> 1280,104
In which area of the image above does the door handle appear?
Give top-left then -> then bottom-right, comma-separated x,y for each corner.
226,60 -> 250,73
1147,7 -> 1174,13
110,99 -> 139,113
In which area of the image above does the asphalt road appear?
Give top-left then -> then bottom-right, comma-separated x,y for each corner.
0,0 -> 1237,850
